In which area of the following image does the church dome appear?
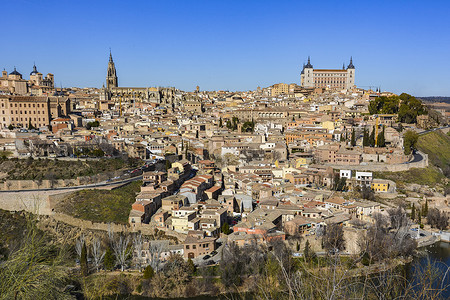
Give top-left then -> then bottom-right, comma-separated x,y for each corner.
30,64 -> 39,75
10,67 -> 22,76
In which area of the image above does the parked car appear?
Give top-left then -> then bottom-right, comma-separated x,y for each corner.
202,255 -> 211,260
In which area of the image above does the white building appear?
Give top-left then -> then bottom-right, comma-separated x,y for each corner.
300,57 -> 355,90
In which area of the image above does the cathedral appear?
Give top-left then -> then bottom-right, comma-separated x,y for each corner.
100,51 -> 177,106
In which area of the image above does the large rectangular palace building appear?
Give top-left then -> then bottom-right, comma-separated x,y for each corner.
300,57 -> 355,90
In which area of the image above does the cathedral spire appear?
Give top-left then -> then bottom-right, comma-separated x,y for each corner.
106,50 -> 118,89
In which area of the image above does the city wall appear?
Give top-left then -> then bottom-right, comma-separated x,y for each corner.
327,151 -> 428,172
0,170 -> 126,191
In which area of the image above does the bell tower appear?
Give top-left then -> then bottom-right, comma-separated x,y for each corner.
106,50 -> 118,89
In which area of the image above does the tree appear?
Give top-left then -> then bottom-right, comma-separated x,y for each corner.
363,128 -> 369,147
403,130 -> 419,155
133,233 -> 144,272
377,126 -> 386,147
80,242 -> 88,276
104,246 -> 115,270
91,237 -> 105,272
418,211 -> 422,224
143,265 -> 155,279
7,124 -> 14,130
232,117 -> 239,131
165,159 -> 171,171
369,126 -> 376,147
226,120 -> 232,129
351,129 -> 356,146
427,208 -> 449,230
358,208 -> 416,262
0,217 -> 71,299
112,234 -> 132,271
187,258 -> 196,276
303,240 -> 315,263
75,234 -> 85,260
221,222 -> 231,235
359,183 -> 374,200
323,224 -> 345,253
411,203 -> 416,221
219,117 -> 222,128
423,199 -> 428,216
28,119 -> 35,130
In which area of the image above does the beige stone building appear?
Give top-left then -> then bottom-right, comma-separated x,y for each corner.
0,65 -> 54,96
0,95 -> 70,129
1,68 -> 28,95
301,57 -> 355,89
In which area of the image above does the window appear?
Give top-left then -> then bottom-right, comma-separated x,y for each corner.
193,245 -> 196,249
186,245 -> 190,249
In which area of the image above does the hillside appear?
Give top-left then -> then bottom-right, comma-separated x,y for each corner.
54,181 -> 142,224
417,130 -> 450,174
0,157 -> 139,181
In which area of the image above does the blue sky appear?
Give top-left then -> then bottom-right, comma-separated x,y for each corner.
2,0 -> 450,95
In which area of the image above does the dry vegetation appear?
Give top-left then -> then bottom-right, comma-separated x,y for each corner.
0,157 -> 139,181
54,181 -> 142,224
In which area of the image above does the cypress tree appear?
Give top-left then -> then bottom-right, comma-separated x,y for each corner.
219,117 -> 222,127
363,128 -> 369,147
304,240 -> 311,262
187,258 -> 196,275
424,200 -> 428,216
104,246 -> 115,270
369,126 -> 375,147
377,126 -> 386,147
143,265 -> 154,279
351,129 -> 356,146
80,242 -> 88,276
411,203 -> 416,220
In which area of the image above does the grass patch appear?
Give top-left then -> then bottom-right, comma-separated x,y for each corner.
374,166 -> 444,187
0,157 -> 140,180
417,130 -> 450,170
55,180 -> 142,224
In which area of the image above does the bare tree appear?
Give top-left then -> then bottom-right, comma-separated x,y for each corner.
427,208 -> 449,230
323,223 -> 345,254
133,233 -> 144,272
75,234 -> 85,260
112,234 -> 132,272
148,240 -> 166,272
91,237 -> 105,272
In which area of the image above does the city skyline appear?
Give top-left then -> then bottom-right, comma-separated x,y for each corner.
2,0 -> 450,96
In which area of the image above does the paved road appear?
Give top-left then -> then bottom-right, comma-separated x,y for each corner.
0,175 -> 143,193
418,125 -> 450,136
410,151 -> 423,163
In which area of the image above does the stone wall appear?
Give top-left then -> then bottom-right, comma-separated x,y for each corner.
51,212 -> 128,233
0,171 -> 127,191
327,151 -> 428,172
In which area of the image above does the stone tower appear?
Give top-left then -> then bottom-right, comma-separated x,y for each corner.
106,50 -> 118,89
346,57 -> 355,88
300,56 -> 314,88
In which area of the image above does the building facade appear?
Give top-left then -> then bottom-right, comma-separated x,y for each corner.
1,65 -> 55,96
300,57 -> 355,90
100,52 -> 177,106
0,95 -> 70,129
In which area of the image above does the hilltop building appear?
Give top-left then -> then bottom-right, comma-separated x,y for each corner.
0,64 -> 54,96
300,57 -> 355,90
100,52 -> 176,106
